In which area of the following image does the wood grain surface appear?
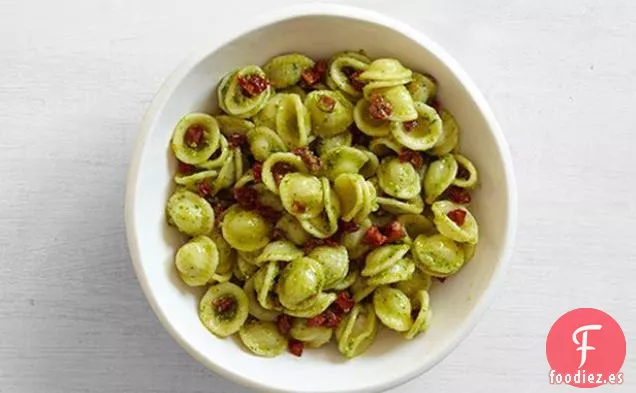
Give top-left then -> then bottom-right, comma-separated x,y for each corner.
0,0 -> 634,392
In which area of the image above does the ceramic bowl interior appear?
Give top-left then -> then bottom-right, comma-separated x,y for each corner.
126,4 -> 516,393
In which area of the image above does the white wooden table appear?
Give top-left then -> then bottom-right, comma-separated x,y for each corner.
1,0 -> 634,391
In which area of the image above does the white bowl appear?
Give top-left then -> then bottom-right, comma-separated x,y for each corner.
125,4 -> 517,393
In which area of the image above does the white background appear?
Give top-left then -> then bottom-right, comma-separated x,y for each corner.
0,0 -> 634,392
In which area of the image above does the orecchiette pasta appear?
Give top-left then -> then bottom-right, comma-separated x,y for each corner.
166,188 -> 215,236
239,319 -> 288,357
407,72 -> 437,104
263,53 -> 315,89
279,173 -> 324,219
216,115 -> 255,136
391,102 -> 442,151
244,278 -> 281,322
261,152 -> 308,195
308,245 -> 349,288
275,93 -> 311,148
305,90 -> 354,137
373,286 -> 413,332
412,234 -> 466,277
247,126 -> 287,161
277,257 -> 325,310
171,113 -> 221,165
424,154 -> 458,204
199,282 -> 249,337
335,303 -> 378,358
222,205 -> 272,252
166,50 -> 482,359
218,65 -> 272,118
290,318 -> 333,348
175,236 -> 219,287
430,109 -> 460,156
431,201 -> 479,244
377,157 -> 421,200
322,146 -> 369,180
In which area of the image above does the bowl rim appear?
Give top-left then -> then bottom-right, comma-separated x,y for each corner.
125,3 -> 518,392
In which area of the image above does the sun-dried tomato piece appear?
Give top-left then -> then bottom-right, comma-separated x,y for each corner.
339,220 -> 360,233
291,201 -> 306,215
252,161 -> 263,183
271,227 -> 285,240
272,162 -> 295,185
197,182 -> 213,198
306,313 -> 326,327
292,147 -> 322,174
228,133 -> 247,149
322,309 -> 343,328
210,200 -> 225,221
383,220 -> 406,243
446,186 -> 471,204
447,209 -> 467,226
403,120 -> 418,132
363,226 -> 388,247
177,161 -> 196,175
398,149 -> 424,169
213,296 -> 235,313
302,237 -> 339,254
368,93 -> 392,120
317,95 -> 336,113
301,60 -> 327,87
184,124 -> 205,148
334,292 -> 355,313
350,124 -> 370,146
314,60 -> 327,75
257,205 -> 282,222
233,186 -> 259,210
349,71 -> 365,92
277,314 -> 293,335
288,339 -> 304,357
237,74 -> 270,97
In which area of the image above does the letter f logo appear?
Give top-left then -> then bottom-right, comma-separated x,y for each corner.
572,324 -> 602,368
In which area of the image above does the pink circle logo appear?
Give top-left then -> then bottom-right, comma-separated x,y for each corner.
546,308 -> 626,387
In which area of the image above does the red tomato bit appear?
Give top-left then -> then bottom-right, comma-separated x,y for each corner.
363,226 -> 388,247
322,309 -> 343,328
288,339 -> 304,357
398,149 -> 424,169
272,162 -> 295,185
177,161 -> 196,175
256,204 -> 282,223
277,314 -> 293,335
292,147 -> 322,174
368,93 -> 392,120
184,124 -> 205,148
237,74 -> 270,97
291,200 -> 306,214
251,161 -> 263,183
317,95 -> 336,113
306,313 -> 327,327
446,186 -> 471,204
334,292 -> 355,313
197,182 -> 213,198
403,120 -> 418,132
228,133 -> 247,149
447,209 -> 467,226
271,227 -> 285,240
213,297 -> 235,313
233,186 -> 259,210
383,220 -> 406,243
301,60 -> 327,86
